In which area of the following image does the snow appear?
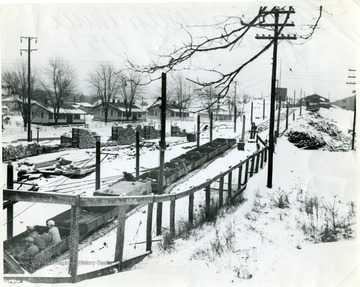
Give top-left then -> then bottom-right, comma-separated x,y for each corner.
2,107 -> 359,286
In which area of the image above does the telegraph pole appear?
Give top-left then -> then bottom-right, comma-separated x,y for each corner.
234,81 -> 237,133
256,7 -> 296,188
347,69 -> 356,150
157,72 -> 166,235
20,36 -> 38,142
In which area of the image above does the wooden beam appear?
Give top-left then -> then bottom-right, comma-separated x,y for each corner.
255,153 -> 260,173
146,203 -> 153,252
219,176 -> 224,207
3,189 -> 77,205
250,155 -> 255,177
170,200 -> 176,237
228,171 -> 232,199
68,196 -> 81,282
188,193 -> 194,228
237,165 -> 242,191
114,207 -> 126,268
205,185 -> 210,220
3,250 -> 25,274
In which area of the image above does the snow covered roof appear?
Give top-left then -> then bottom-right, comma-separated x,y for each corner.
32,101 -> 86,114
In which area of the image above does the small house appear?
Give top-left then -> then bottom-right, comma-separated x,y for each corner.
31,102 -> 86,125
92,100 -> 145,122
147,103 -> 191,120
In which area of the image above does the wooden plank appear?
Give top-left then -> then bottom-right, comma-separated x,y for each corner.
170,200 -> 176,237
237,165 -> 242,191
264,147 -> 268,162
255,152 -> 260,173
7,203 -> 14,239
3,276 -> 71,284
188,193 -> 194,228
219,176 -> 224,207
228,171 -> 232,199
3,250 -> 25,274
249,155 -> 255,177
260,149 -> 264,169
3,189 -> 77,205
114,207 -> 126,268
205,185 -> 210,220
146,203 -> 153,252
244,158 -> 249,184
69,196 -> 81,282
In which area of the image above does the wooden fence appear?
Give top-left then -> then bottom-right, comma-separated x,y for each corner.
3,144 -> 268,284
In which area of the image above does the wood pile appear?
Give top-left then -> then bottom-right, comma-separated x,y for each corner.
112,125 -> 159,145
72,128 -> 98,149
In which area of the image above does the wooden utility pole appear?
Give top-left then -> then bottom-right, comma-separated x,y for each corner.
256,7 -> 296,188
250,101 -> 253,124
157,72 -> 166,236
7,162 -> 14,239
347,69 -> 356,150
234,81 -> 237,133
136,131 -> 140,178
20,36 -> 37,142
197,114 -> 200,147
95,137 -> 101,191
210,112 -> 213,141
263,98 -> 266,119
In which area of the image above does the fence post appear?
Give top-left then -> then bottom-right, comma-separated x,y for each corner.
244,158 -> 249,184
205,185 -> 211,220
210,112 -> 213,142
260,149 -> 264,169
146,202 -> 153,252
136,131 -> 140,178
237,164 -> 242,191
219,176 -> 224,208
114,207 -> 126,269
7,162 -> 14,239
197,114 -> 200,148
170,199 -> 176,238
188,193 -> 194,228
264,146 -> 268,162
293,112 -> 295,121
255,153 -> 260,173
250,155 -> 255,177
228,171 -> 232,199
95,137 -> 101,191
69,196 -> 81,283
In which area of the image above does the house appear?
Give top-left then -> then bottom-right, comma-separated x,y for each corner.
1,96 -> 21,114
300,94 -> 330,111
198,104 -> 233,121
92,100 -> 145,122
147,103 -> 192,120
31,102 -> 86,125
332,95 -> 355,111
71,102 -> 94,114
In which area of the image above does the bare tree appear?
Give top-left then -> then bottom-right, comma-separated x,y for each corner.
128,6 -> 322,112
197,86 -> 219,119
1,61 -> 37,127
119,71 -> 143,120
169,73 -> 193,118
41,57 -> 76,124
89,63 -> 121,123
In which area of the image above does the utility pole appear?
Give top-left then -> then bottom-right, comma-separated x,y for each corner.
347,69 -> 356,150
256,7 -> 296,188
20,36 -> 38,142
234,81 -> 237,133
157,72 -> 166,236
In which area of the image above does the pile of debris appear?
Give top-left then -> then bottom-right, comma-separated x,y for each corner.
287,114 -> 351,151
287,130 -> 326,149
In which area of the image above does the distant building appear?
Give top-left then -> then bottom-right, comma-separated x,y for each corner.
147,103 -> 192,120
1,96 -> 20,114
31,102 -> 86,125
71,102 -> 94,114
93,100 -> 145,122
300,94 -> 330,111
198,104 -> 233,121
332,95 -> 355,111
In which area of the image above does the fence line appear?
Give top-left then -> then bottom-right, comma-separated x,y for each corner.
3,143 -> 268,283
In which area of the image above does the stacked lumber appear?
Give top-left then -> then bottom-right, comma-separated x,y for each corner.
72,128 -> 98,149
112,125 -> 160,145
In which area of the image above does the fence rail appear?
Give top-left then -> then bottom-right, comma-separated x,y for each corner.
3,143 -> 268,284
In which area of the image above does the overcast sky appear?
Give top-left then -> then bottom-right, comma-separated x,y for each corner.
1,0 -> 359,102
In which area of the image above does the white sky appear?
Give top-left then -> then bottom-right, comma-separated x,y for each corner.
1,0 -> 359,102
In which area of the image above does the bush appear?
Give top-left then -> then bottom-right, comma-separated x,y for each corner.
269,188 -> 291,209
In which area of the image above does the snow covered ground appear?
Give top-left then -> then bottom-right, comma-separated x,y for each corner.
2,107 -> 359,286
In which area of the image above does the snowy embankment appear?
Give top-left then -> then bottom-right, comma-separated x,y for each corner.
70,108 -> 358,287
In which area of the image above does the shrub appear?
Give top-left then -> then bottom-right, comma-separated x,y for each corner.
269,188 -> 290,209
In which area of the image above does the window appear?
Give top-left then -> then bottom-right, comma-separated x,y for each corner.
74,114 -> 80,120
111,110 -> 113,116
118,111 -> 122,117
49,113 -> 53,120
41,111 -> 44,118
58,114 -> 66,119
